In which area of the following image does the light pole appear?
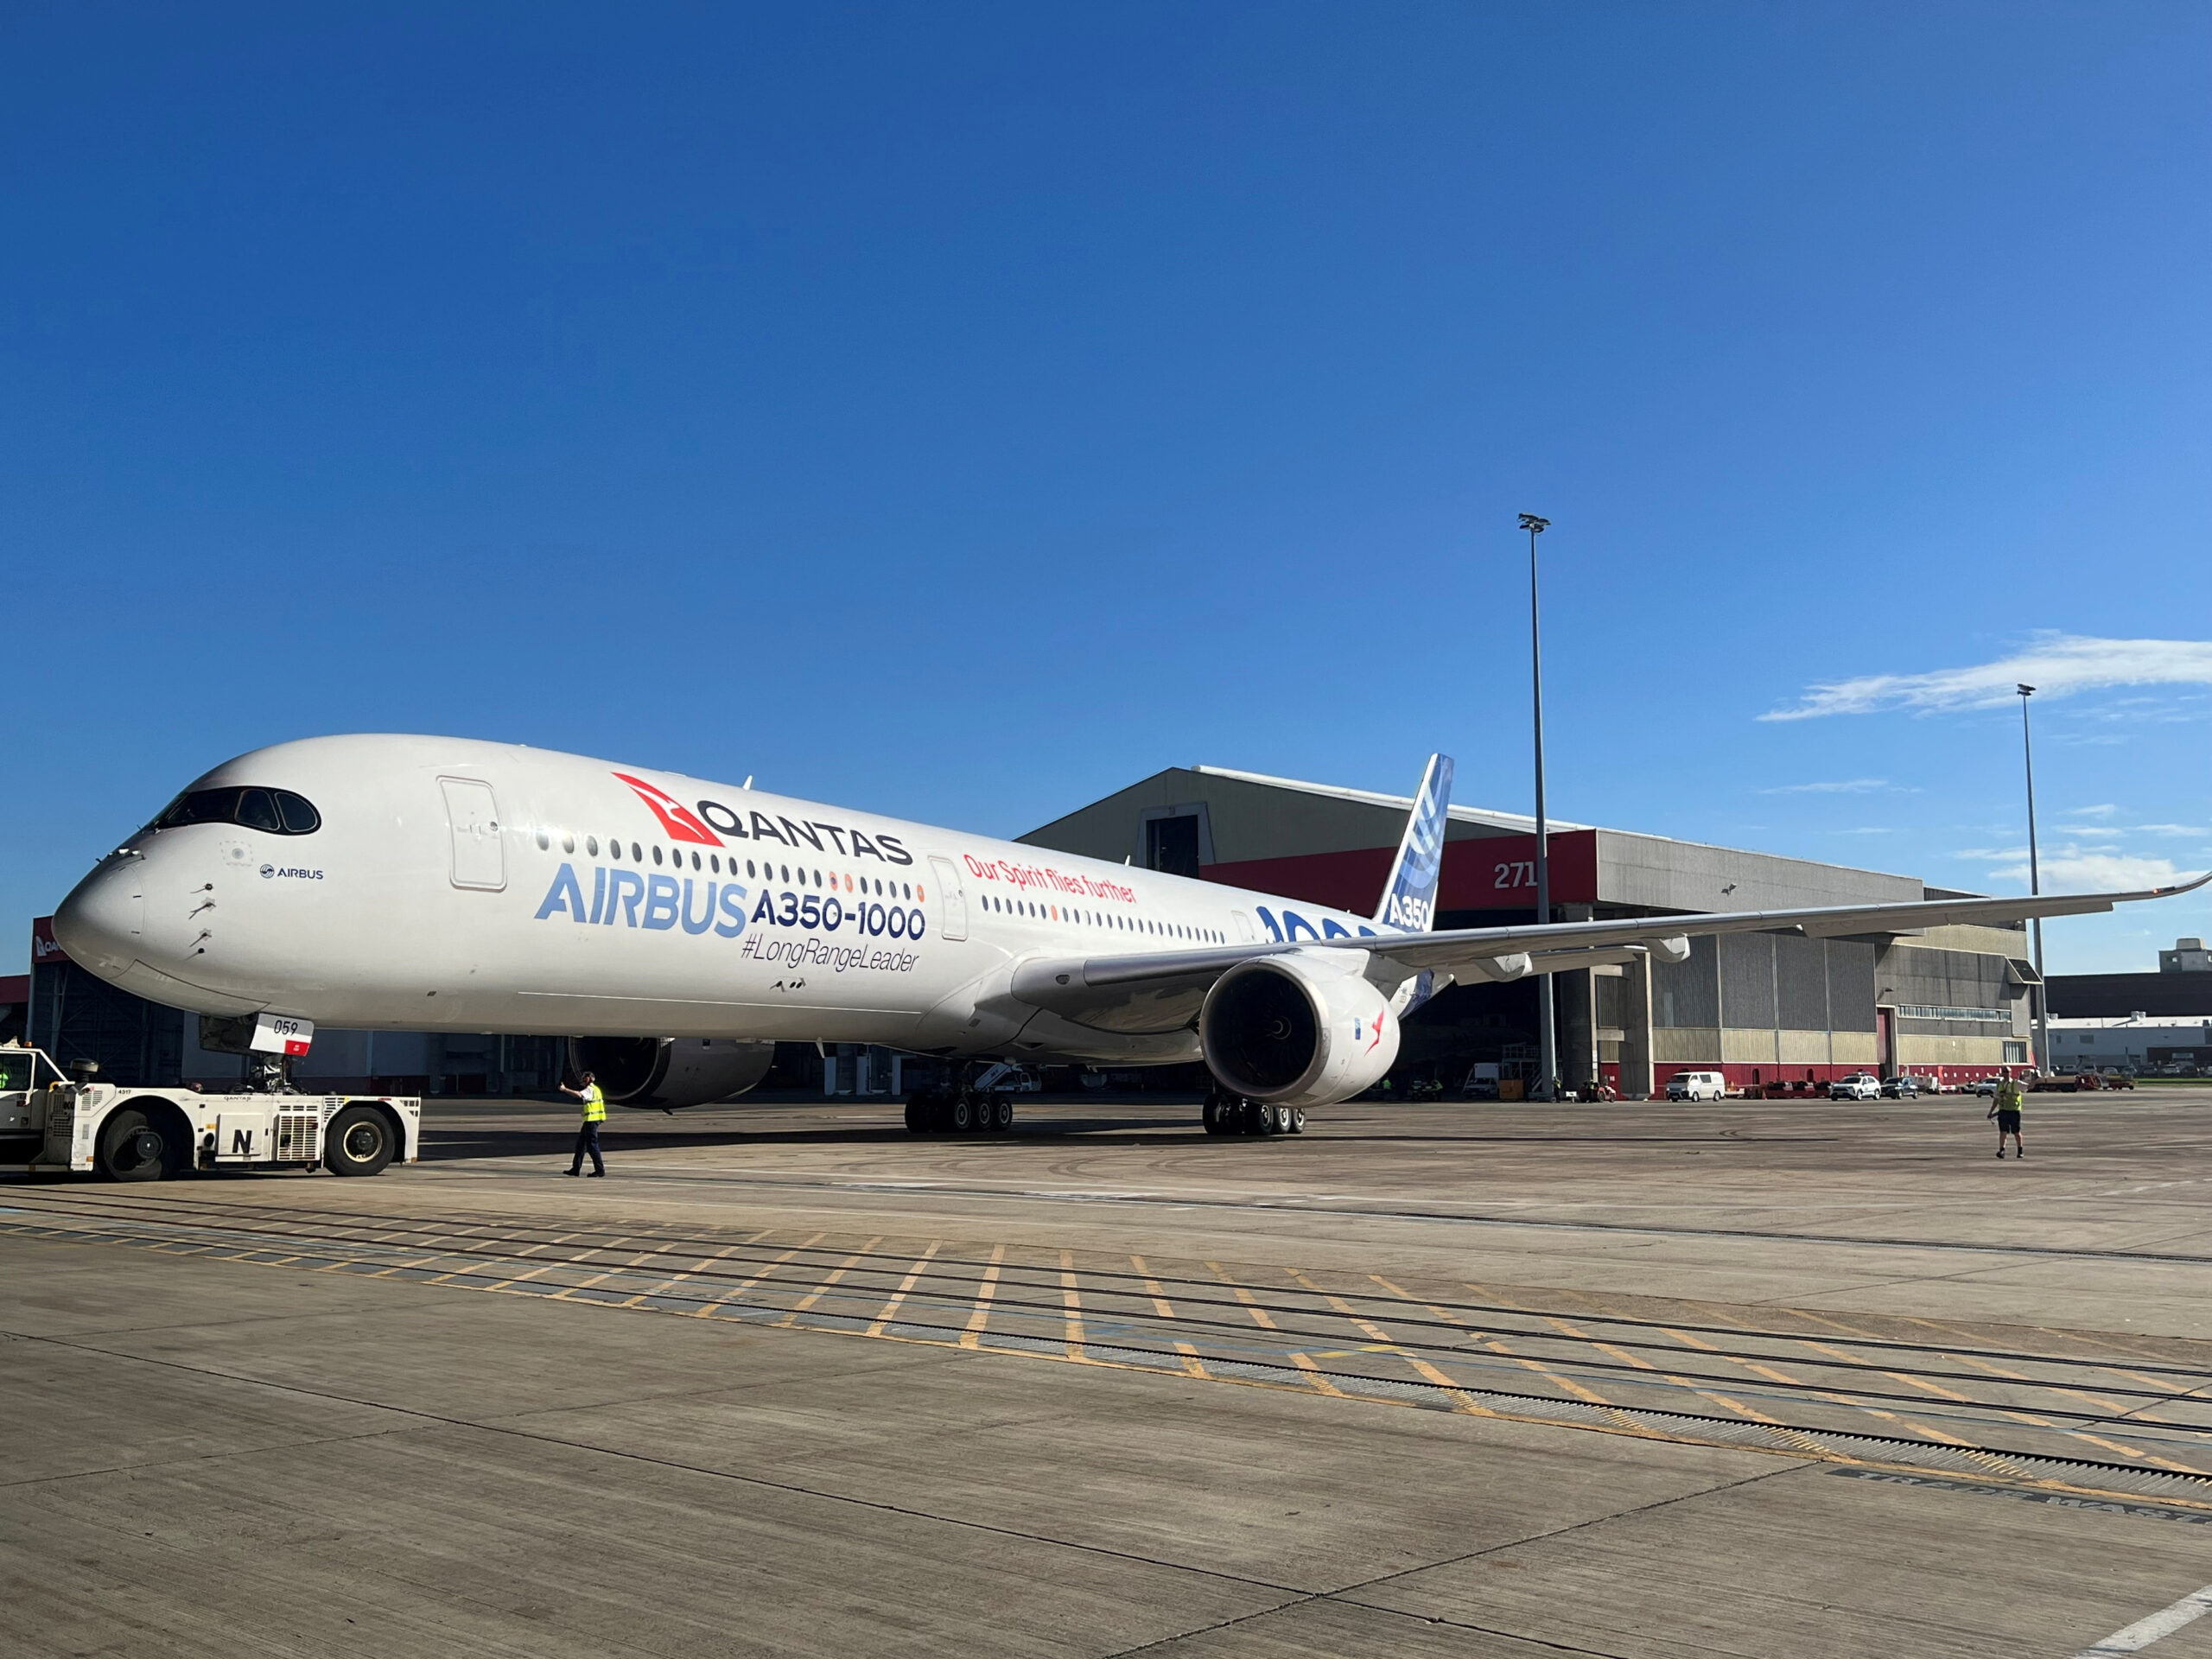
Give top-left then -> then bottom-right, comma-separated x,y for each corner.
1521,512 -> 1556,1101
2018,683 -> 2047,1073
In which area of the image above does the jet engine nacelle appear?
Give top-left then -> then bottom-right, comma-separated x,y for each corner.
1198,952 -> 1401,1110
567,1036 -> 776,1108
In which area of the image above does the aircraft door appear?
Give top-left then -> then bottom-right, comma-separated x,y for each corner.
928,856 -> 968,941
439,778 -> 505,891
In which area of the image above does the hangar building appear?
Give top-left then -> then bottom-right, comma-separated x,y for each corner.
1023,766 -> 2039,1096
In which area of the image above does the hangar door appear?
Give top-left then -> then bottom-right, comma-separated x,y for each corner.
439,777 -> 505,891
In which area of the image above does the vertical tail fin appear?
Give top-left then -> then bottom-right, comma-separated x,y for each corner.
1375,753 -> 1453,931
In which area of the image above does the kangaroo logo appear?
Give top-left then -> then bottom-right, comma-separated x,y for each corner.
615,772 -> 724,847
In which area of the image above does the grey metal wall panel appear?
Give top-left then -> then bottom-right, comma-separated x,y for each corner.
1595,830 -> 1921,912
1653,935 -> 1719,1028
1720,933 -> 1777,1029
1827,940 -> 1878,1031
1777,934 -> 1830,1031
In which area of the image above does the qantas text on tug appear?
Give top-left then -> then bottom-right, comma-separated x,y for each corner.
53,735 -> 2209,1132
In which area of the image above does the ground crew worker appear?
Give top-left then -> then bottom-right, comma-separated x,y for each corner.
561,1071 -> 607,1177
1988,1073 -> 2024,1160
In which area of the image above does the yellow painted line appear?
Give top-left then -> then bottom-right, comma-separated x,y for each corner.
1287,1352 -> 1347,1396
1058,1248 -> 1090,1363
1128,1247 -> 1205,1375
865,1242 -> 944,1338
483,1262 -> 563,1294
1656,1325 -> 1975,1448
1538,1315 -> 1789,1429
777,1236 -> 883,1326
371,1251 -> 461,1279
1376,1274 -> 1656,1430
549,1269 -> 620,1300
1208,1262 -> 1279,1331
1285,1267 -> 1397,1345
1283,1267 -> 1497,1413
1788,1336 -> 1978,1404
725,1231 -> 827,1300
958,1243 -> 1006,1349
619,1274 -> 703,1308
1130,1255 -> 1178,1319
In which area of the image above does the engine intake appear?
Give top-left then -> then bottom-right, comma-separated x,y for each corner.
1199,952 -> 1400,1110
567,1037 -> 776,1108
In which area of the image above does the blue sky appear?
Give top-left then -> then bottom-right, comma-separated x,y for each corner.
5,3 -> 2207,975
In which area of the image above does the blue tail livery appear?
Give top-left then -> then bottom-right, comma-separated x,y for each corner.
1376,753 -> 1452,931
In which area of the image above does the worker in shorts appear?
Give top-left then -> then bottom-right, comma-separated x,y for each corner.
560,1070 -> 607,1176
1988,1074 -> 2024,1159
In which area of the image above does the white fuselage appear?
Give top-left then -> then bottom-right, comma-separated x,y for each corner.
55,735 -> 1402,1066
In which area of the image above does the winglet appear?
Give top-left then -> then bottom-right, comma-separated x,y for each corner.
1375,753 -> 1453,931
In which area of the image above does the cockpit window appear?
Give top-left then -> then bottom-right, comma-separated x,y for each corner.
150,787 -> 321,836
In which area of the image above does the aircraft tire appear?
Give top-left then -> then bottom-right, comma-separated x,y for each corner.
324,1105 -> 396,1177
1242,1101 -> 1267,1136
1290,1107 -> 1306,1135
950,1095 -> 976,1133
990,1096 -> 1014,1132
1201,1098 -> 1219,1134
904,1099 -> 925,1134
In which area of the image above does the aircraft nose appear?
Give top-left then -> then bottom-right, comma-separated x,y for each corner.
53,855 -> 146,976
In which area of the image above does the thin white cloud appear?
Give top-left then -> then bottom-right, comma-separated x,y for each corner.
1760,634 -> 2212,721
2061,804 -> 2118,819
1753,778 -> 1891,795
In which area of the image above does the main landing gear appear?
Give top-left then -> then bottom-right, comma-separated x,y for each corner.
1202,1093 -> 1305,1136
903,1086 -> 1015,1135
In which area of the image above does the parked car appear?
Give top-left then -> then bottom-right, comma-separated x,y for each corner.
1829,1072 -> 1882,1101
1972,1077 -> 2001,1096
1665,1070 -> 1727,1101
1879,1075 -> 1921,1098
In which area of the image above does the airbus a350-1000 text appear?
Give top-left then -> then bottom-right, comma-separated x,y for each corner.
53,736 -> 2208,1130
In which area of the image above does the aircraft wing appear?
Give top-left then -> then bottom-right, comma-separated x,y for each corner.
1332,870 -> 2212,975
1007,872 -> 2209,1032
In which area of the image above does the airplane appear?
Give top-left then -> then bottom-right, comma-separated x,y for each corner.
52,734 -> 2209,1135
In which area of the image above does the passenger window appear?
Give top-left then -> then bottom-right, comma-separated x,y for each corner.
904,883 -> 912,899
632,842 -> 643,862
563,833 -> 576,855
692,851 -> 702,870
746,860 -> 757,877
536,829 -> 550,851
652,845 -> 664,866
779,865 -> 790,882
588,836 -> 599,856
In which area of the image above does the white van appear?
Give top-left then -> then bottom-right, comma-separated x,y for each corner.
1665,1071 -> 1726,1101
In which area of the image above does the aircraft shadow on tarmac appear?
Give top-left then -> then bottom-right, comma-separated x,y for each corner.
421,1101 -> 1200,1160
415,1099 -> 1807,1161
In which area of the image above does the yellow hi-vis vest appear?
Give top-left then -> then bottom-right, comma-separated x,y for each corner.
1995,1079 -> 2023,1111
582,1084 -> 607,1123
